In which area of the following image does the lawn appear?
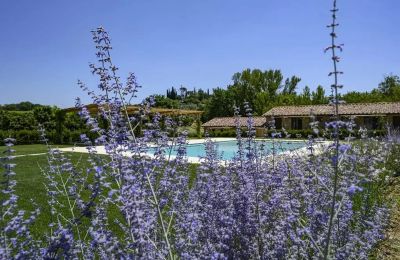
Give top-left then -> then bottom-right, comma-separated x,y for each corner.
373,177 -> 400,258
9,151 -> 92,238
2,144 -> 199,240
0,144 -> 72,156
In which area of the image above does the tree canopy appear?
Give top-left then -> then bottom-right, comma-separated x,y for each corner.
204,69 -> 329,119
148,70 -> 400,120
2,72 -> 399,125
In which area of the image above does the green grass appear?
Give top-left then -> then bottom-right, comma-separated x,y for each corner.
8,151 -> 126,240
0,144 -> 72,156
5,110 -> 31,114
370,142 -> 400,258
2,145 -> 199,241
10,152 -> 93,238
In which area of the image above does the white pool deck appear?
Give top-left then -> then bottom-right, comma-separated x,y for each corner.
58,138 -> 331,164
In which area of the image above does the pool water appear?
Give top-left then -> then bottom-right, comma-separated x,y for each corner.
148,140 -> 306,160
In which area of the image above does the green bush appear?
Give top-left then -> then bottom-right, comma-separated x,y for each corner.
207,128 -> 237,137
0,129 -> 101,146
1,111 -> 37,131
0,131 -> 7,145
15,130 -> 40,144
0,130 -> 40,145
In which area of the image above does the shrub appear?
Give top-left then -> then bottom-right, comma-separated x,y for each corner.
15,129 -> 40,144
0,130 -> 40,145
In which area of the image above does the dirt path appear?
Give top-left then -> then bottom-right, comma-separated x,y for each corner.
374,178 -> 400,259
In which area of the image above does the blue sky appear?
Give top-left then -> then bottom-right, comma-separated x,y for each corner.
0,0 -> 399,108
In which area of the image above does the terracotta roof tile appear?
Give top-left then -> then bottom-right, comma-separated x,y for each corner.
202,117 -> 267,127
262,102 -> 400,117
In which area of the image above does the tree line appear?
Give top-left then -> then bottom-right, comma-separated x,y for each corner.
153,69 -> 400,121
1,69 -> 399,143
0,104 -> 88,144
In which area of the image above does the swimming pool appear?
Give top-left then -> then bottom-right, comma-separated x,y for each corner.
148,140 -> 307,161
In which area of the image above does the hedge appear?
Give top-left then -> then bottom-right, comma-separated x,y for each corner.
0,130 -> 99,145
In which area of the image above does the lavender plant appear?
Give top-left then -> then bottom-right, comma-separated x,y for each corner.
323,1 -> 356,258
2,1 -> 398,258
0,138 -> 40,259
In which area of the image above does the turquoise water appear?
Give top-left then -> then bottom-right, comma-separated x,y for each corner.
148,140 -> 306,160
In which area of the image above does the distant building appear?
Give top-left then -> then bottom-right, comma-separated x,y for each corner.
202,102 -> 400,137
202,117 -> 267,137
262,102 -> 400,130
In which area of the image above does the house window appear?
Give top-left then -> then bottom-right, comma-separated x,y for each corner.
275,118 -> 282,129
363,117 -> 379,130
291,118 -> 303,130
393,116 -> 400,129
316,116 -> 324,124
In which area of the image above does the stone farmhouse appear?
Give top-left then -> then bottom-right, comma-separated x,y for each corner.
203,102 -> 400,137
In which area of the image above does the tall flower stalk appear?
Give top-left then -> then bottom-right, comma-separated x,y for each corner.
324,0 -> 344,258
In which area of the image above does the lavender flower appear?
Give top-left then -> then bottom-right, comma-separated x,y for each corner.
3,20 -> 395,259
